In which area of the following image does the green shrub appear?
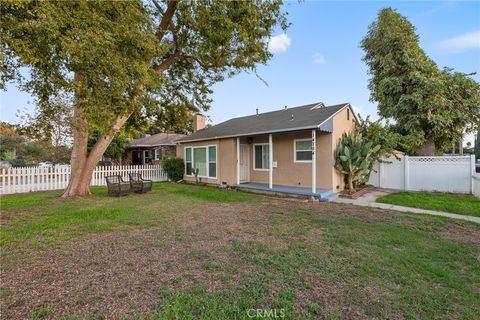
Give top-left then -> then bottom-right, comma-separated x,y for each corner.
161,157 -> 185,182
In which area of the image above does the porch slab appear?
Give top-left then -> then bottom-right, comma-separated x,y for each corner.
234,182 -> 338,201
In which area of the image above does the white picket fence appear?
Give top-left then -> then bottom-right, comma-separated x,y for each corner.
368,155 -> 476,194
0,164 -> 168,195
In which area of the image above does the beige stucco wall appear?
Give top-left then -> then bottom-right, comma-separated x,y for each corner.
329,107 -> 356,190
247,132 -> 321,188
176,106 -> 356,190
176,138 -> 237,185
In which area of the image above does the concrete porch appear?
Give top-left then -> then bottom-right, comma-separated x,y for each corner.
234,182 -> 338,202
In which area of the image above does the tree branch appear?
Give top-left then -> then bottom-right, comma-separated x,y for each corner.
155,0 -> 178,42
151,0 -> 164,14
153,51 -> 183,73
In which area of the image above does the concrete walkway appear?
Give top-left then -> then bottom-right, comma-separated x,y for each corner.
334,189 -> 480,224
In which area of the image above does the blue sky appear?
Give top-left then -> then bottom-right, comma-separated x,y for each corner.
1,1 -> 479,143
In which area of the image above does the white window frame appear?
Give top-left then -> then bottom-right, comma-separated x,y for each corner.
184,145 -> 217,178
253,143 -> 270,171
154,148 -> 161,160
185,147 -> 193,176
294,138 -> 313,163
208,145 -> 217,178
143,150 -> 149,164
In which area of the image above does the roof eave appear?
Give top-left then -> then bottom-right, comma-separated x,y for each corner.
176,125 -> 331,143
128,143 -> 177,148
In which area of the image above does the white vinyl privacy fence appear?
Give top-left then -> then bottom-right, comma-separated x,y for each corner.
0,164 -> 168,195
473,174 -> 480,198
368,155 -> 476,194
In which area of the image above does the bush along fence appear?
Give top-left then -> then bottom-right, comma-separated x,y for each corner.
368,155 -> 476,195
0,165 -> 168,195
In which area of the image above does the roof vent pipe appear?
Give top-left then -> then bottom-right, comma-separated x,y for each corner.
290,114 -> 294,121
256,108 -> 259,115
284,105 -> 287,110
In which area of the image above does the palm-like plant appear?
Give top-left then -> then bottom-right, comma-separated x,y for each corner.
335,132 -> 381,193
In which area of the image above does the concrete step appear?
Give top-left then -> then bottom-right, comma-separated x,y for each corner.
317,190 -> 339,202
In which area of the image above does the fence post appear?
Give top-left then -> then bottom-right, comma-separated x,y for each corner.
404,156 -> 409,191
378,159 -> 383,188
471,154 -> 476,194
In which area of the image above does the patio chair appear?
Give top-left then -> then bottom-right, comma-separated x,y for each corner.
105,175 -> 131,197
128,172 -> 153,193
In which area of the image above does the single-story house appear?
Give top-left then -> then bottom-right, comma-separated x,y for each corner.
175,102 -> 357,201
125,132 -> 186,165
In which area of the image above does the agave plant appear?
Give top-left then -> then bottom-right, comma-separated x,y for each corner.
335,132 -> 381,193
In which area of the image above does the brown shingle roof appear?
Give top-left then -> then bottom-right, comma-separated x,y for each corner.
177,102 -> 351,143
128,133 -> 186,148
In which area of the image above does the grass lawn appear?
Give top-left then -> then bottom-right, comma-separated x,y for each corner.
1,183 -> 479,319
376,191 -> 480,217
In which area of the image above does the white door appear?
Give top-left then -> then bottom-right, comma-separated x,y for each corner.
240,144 -> 249,182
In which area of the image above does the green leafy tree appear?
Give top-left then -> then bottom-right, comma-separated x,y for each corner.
361,8 -> 480,156
18,97 -> 72,164
146,102 -> 196,134
355,115 -> 418,156
335,132 -> 380,193
1,0 -> 287,197
0,121 -> 19,137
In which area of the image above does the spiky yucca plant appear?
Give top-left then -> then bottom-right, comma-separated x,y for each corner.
335,132 -> 381,193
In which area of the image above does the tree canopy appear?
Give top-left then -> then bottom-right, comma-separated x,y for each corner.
1,0 -> 288,196
361,8 -> 480,155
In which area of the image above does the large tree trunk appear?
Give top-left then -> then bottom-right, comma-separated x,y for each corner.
63,73 -> 90,197
418,136 -> 436,156
62,73 -> 131,197
63,115 -> 129,197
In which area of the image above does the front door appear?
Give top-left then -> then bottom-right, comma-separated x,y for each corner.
240,144 -> 249,182
132,151 -> 141,165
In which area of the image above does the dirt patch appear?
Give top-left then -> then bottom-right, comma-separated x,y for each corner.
339,185 -> 375,199
0,210 -> 28,221
441,222 -> 480,245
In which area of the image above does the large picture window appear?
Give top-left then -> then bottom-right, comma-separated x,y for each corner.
254,144 -> 270,170
184,145 -> 217,178
294,139 -> 313,162
193,148 -> 207,177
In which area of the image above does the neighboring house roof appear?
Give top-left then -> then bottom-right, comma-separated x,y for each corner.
128,132 -> 187,148
177,102 -> 353,143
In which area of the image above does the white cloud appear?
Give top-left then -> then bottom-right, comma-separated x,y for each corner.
312,53 -> 326,64
437,30 -> 480,51
268,34 -> 291,53
422,1 -> 456,16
